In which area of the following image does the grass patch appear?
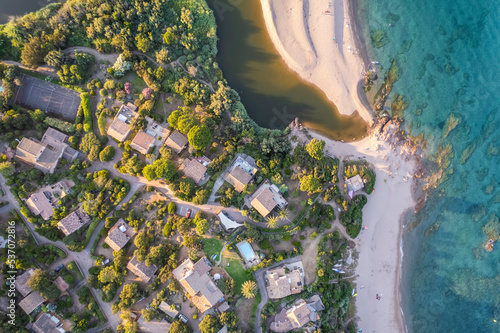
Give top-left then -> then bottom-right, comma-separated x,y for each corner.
221,254 -> 247,294
203,238 -> 223,261
250,292 -> 262,332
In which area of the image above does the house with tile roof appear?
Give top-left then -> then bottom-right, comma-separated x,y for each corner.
266,266 -> 303,299
165,130 -> 188,154
159,301 -> 179,319
224,155 -> 258,192
26,191 -> 54,221
19,291 -> 44,315
172,257 -> 224,313
180,157 -> 210,184
15,128 -> 78,173
54,276 -> 69,294
16,268 -> 35,297
250,181 -> 287,217
107,104 -> 139,142
270,296 -> 324,332
127,256 -> 158,283
57,208 -> 90,236
32,313 -> 66,333
130,131 -> 155,155
105,218 -> 135,252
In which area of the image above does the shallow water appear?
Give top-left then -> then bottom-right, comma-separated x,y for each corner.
355,0 -> 500,331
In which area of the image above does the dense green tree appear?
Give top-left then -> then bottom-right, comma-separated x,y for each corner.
199,314 -> 221,333
44,50 -> 68,68
21,36 -> 47,68
80,133 -> 101,155
306,138 -> 325,160
154,159 -> 177,181
0,161 -> 15,177
187,125 -> 212,150
142,165 -> 157,181
99,146 -> 115,162
170,320 -> 191,333
300,174 -> 321,193
26,269 -> 61,300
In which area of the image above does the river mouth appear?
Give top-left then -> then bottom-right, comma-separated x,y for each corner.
207,0 -> 368,141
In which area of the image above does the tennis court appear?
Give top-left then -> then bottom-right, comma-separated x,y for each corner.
14,74 -> 81,122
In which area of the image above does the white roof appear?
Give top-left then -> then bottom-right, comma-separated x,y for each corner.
217,212 -> 242,231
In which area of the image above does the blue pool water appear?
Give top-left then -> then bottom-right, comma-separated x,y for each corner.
355,0 -> 500,331
240,242 -> 256,262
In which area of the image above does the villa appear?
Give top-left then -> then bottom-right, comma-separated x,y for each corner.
266,264 -> 304,299
19,291 -> 44,315
130,116 -> 170,155
105,218 -> 136,252
15,127 -> 78,173
107,104 -> 139,142
127,256 -> 158,283
26,190 -> 54,221
16,269 -> 35,297
250,181 -> 287,217
180,156 -> 211,184
32,313 -> 66,333
224,155 -> 258,192
270,295 -> 325,332
172,257 -> 225,313
164,130 -> 188,154
57,208 -> 91,236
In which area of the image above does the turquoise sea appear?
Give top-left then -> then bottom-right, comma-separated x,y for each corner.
355,0 -> 500,331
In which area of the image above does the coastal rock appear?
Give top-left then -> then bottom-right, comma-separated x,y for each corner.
370,30 -> 387,48
460,140 -> 477,164
442,113 -> 462,139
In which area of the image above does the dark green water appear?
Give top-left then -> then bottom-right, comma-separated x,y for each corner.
0,0 -> 48,23
207,0 -> 367,140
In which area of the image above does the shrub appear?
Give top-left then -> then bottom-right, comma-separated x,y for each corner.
99,146 -> 115,162
99,89 -> 108,96
282,234 -> 291,242
310,232 -> 319,240
168,202 -> 176,214
80,93 -> 93,132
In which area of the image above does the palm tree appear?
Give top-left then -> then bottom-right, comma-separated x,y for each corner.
278,208 -> 291,221
241,280 -> 258,299
267,216 -> 279,229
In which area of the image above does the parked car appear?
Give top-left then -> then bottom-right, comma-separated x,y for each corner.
185,209 -> 192,219
101,259 -> 110,266
55,264 -> 64,272
178,314 -> 188,323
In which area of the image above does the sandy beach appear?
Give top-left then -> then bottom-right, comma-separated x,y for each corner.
259,0 -> 374,124
293,127 -> 415,332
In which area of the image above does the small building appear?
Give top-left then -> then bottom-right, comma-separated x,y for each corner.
16,269 -> 35,297
130,131 -> 155,155
164,130 -> 188,154
53,276 -> 69,294
345,174 -> 365,192
158,301 -> 179,319
137,316 -> 171,333
179,157 -> 210,185
224,156 -> 258,192
32,313 -> 66,333
15,128 -> 78,173
250,181 -> 287,217
57,208 -> 90,236
236,240 -> 260,268
172,257 -> 224,313
217,325 -> 228,333
26,191 -> 54,221
266,266 -> 303,299
19,291 -> 44,315
107,104 -> 139,142
127,256 -> 158,283
105,218 -> 135,252
217,211 -> 242,232
270,296 -> 324,332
